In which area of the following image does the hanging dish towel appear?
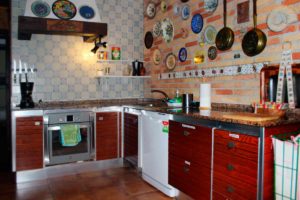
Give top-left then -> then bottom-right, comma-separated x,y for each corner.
60,124 -> 81,147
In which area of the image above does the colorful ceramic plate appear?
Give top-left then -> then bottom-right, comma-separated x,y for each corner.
152,21 -> 162,37
178,47 -> 188,62
144,31 -> 154,49
204,0 -> 218,13
181,0 -> 189,2
173,4 -> 181,16
145,2 -> 156,19
165,53 -> 177,71
208,46 -> 217,60
191,14 -> 204,34
52,0 -> 77,20
79,5 -> 95,19
31,1 -> 50,17
194,50 -> 205,64
204,25 -> 217,44
181,5 -> 190,20
161,0 -> 167,13
153,49 -> 162,65
161,18 -> 174,43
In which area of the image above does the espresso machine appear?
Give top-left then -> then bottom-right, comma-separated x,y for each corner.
19,75 -> 34,109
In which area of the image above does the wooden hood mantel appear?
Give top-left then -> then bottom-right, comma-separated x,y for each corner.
18,16 -> 107,43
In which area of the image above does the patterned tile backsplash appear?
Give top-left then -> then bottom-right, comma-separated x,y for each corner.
11,0 -> 144,106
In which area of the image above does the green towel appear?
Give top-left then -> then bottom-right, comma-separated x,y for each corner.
60,124 -> 81,147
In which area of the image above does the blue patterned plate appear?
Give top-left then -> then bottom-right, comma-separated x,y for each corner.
178,47 -> 187,62
31,1 -> 50,17
191,14 -> 204,34
79,5 -> 95,19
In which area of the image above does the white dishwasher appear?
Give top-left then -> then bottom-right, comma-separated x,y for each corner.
141,110 -> 178,197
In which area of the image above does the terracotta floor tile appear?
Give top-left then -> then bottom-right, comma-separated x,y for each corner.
121,179 -> 156,196
16,186 -> 53,200
80,176 -> 116,190
131,191 -> 173,200
88,186 -> 130,200
76,170 -> 106,179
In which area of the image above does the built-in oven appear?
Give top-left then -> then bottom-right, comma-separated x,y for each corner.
43,109 -> 95,166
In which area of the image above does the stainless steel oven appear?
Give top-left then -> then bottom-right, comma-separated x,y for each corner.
43,109 -> 95,166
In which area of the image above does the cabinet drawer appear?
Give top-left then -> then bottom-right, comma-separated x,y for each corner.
214,130 -> 258,161
213,175 -> 257,200
169,155 -> 211,199
96,112 -> 118,121
169,120 -> 212,167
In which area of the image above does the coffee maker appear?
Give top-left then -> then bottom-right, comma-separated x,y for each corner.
20,81 -> 34,109
132,60 -> 143,76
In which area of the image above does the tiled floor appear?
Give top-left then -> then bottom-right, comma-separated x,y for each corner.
0,166 -> 174,200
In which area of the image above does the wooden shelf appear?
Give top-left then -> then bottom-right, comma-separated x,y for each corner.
18,16 -> 107,42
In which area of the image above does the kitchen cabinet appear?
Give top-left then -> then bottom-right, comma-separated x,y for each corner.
212,129 -> 258,200
169,120 -> 212,199
16,116 -> 43,171
95,112 -> 120,160
123,112 -> 138,166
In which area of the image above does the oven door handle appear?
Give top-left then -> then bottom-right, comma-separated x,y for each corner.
47,125 -> 90,131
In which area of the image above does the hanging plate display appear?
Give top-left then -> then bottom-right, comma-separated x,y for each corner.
161,0 -> 167,13
79,5 -> 95,19
181,5 -> 190,20
153,49 -> 162,65
178,48 -> 188,62
31,1 -> 50,17
204,0 -> 218,13
194,50 -> 205,64
204,25 -> 217,44
208,46 -> 217,60
191,14 -> 204,34
152,21 -> 162,37
161,18 -> 174,43
144,31 -> 154,49
145,2 -> 156,19
173,4 -> 181,16
165,53 -> 177,71
52,0 -> 77,20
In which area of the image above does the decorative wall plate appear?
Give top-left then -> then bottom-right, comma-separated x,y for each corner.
152,21 -> 162,37
144,31 -> 154,49
181,5 -> 190,20
208,46 -> 217,60
161,0 -> 167,13
204,25 -> 217,44
191,14 -> 204,34
181,0 -> 189,2
165,53 -> 177,71
52,0 -> 77,20
161,18 -> 174,43
173,4 -> 181,16
153,49 -> 162,65
178,47 -> 188,62
194,50 -> 205,64
79,5 -> 95,19
204,0 -> 218,13
31,1 -> 50,17
145,2 -> 156,19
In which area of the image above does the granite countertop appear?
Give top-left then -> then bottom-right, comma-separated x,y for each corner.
12,99 -> 300,127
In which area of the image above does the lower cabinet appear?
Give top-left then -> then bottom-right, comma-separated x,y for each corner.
95,112 -> 120,160
16,116 -> 43,171
123,113 -> 138,166
169,120 -> 212,199
212,129 -> 258,200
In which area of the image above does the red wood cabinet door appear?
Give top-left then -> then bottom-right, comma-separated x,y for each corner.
16,116 -> 43,171
169,120 -> 212,199
123,113 -> 138,165
96,112 -> 119,160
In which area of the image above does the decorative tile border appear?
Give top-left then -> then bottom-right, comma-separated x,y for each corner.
158,62 -> 269,80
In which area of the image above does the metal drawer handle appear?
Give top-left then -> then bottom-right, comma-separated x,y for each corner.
183,131 -> 190,136
227,164 -> 234,171
227,141 -> 236,149
182,124 -> 196,129
34,121 -> 41,126
98,117 -> 104,121
227,186 -> 234,193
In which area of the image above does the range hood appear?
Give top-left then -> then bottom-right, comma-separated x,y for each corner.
18,16 -> 107,43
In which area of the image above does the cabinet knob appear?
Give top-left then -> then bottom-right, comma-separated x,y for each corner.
98,117 -> 104,121
34,121 -> 41,126
183,165 -> 190,173
227,186 -> 234,193
227,141 -> 236,149
183,131 -> 190,136
227,164 -> 234,171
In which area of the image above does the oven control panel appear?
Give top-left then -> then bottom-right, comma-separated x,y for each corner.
46,111 -> 92,124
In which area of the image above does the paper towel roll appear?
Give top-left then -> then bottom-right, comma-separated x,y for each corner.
200,83 -> 211,109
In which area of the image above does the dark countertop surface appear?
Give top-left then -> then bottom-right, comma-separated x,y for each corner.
12,99 -> 300,128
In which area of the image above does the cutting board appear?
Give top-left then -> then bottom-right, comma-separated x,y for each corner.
222,112 -> 283,122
